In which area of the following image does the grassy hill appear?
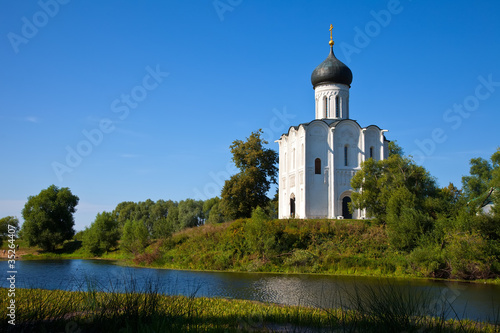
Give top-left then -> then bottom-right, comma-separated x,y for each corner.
137,217 -> 414,278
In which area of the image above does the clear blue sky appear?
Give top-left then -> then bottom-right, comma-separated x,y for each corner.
1,0 -> 499,231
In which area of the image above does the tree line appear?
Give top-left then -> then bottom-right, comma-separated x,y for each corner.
81,198 -> 228,256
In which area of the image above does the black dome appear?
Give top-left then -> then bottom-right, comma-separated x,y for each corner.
311,46 -> 353,88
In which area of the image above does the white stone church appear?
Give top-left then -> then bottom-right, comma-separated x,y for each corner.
277,32 -> 389,219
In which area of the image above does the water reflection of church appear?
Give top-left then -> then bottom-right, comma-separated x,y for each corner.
277,27 -> 389,219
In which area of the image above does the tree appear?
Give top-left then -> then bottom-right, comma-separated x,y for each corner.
459,148 -> 500,242
438,183 -> 463,216
121,219 -> 149,254
462,147 -> 500,212
220,129 -> 278,220
151,200 -> 176,238
462,158 -> 493,205
165,205 -> 180,231
134,199 -> 156,235
21,185 -> 79,251
492,148 -> 500,217
203,197 -> 219,219
113,201 -> 137,230
0,216 -> 19,247
178,199 -> 204,229
351,144 -> 437,222
386,187 -> 432,251
389,140 -> 404,157
82,212 -> 120,256
203,197 -> 226,224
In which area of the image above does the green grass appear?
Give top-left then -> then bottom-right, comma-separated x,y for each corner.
1,278 -> 499,332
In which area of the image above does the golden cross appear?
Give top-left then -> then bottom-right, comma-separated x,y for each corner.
329,24 -> 334,45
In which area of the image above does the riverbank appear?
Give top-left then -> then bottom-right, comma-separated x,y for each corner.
1,283 -> 499,332
8,218 -> 500,285
9,251 -> 500,286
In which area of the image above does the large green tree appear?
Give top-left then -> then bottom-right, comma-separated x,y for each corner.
351,142 -> 437,223
82,211 -> 120,256
458,148 -> 500,242
220,129 -> 278,220
0,216 -> 19,247
350,142 -> 441,251
21,185 -> 79,251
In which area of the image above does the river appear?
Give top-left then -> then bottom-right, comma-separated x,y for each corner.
2,259 -> 499,322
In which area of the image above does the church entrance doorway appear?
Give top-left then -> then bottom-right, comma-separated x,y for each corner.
342,196 -> 352,219
290,194 -> 296,217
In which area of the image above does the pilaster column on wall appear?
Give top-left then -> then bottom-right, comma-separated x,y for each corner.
381,129 -> 388,158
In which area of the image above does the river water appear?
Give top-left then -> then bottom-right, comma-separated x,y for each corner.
2,259 -> 499,322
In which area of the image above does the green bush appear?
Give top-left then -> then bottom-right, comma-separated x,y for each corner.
410,243 -> 446,278
245,207 -> 276,257
284,249 -> 316,267
386,187 -> 432,252
443,231 -> 493,280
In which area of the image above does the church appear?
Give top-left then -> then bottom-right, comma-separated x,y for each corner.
277,27 -> 389,219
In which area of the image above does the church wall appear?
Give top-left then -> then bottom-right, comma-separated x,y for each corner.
305,122 -> 329,218
278,126 -> 306,219
364,126 -> 383,161
279,121 -> 387,220
333,121 -> 362,219
277,135 -> 287,218
296,127 -> 306,218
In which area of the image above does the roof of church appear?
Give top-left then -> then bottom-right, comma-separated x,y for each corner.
310,46 -> 353,88
280,119 -> 388,140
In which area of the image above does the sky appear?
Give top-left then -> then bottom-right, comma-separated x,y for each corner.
1,0 -> 499,231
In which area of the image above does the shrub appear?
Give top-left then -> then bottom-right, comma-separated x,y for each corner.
443,231 -> 493,280
285,249 -> 316,267
245,207 -> 276,258
410,243 -> 447,278
386,187 -> 432,252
